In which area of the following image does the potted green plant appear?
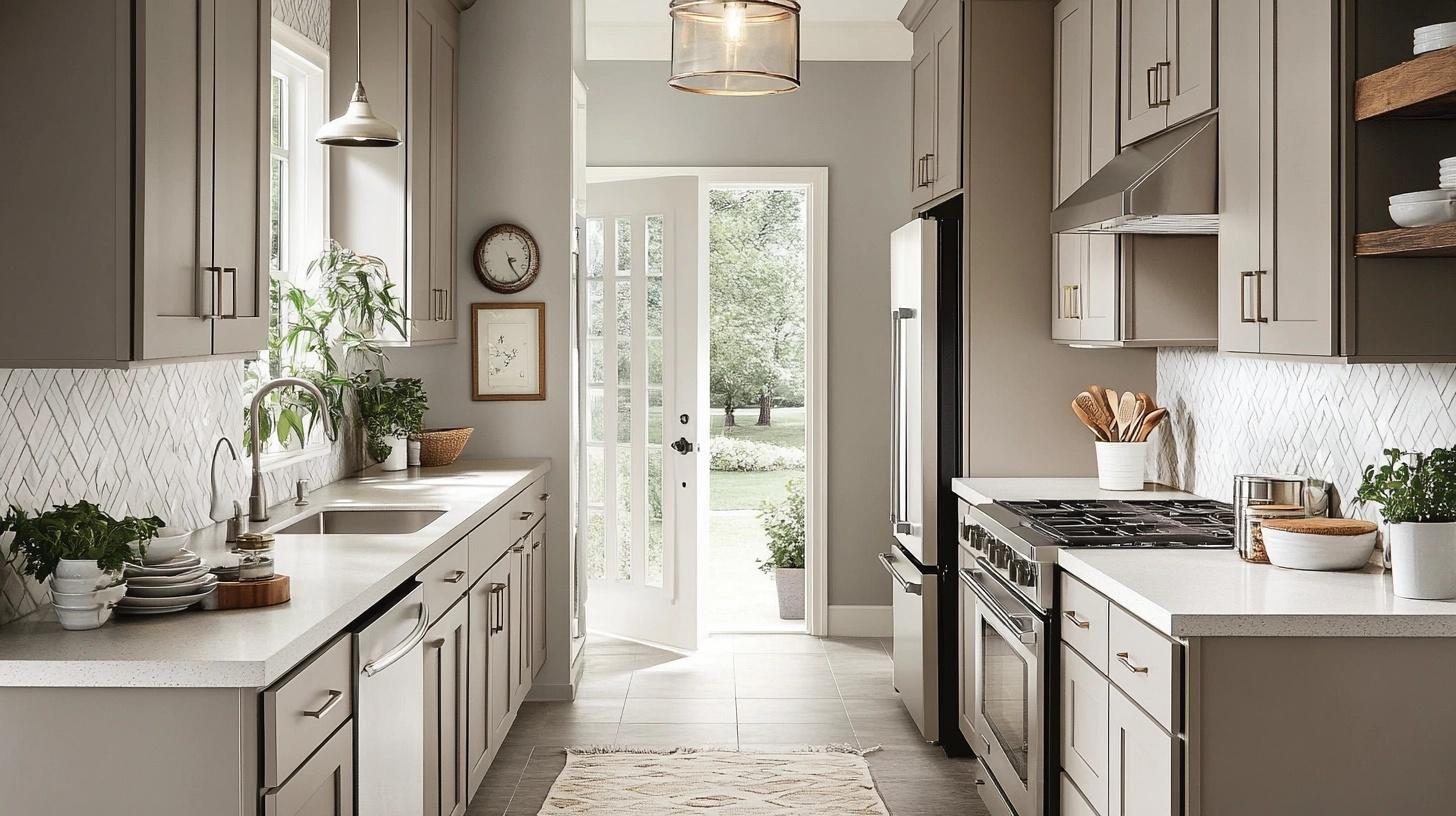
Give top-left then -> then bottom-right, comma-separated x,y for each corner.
1357,447 -> 1456,599
354,374 -> 429,471
756,477 -> 807,620
2,502 -> 162,582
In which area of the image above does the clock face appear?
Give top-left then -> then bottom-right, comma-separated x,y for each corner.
474,224 -> 541,293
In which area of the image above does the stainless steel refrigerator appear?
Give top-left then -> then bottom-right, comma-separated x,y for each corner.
884,200 -> 963,749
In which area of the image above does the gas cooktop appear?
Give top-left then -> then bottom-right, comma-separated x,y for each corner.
997,499 -> 1235,549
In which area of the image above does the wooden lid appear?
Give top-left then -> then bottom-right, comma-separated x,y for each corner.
1260,517 -> 1378,536
1247,504 -> 1305,515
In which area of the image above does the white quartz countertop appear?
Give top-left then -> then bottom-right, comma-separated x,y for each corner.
951,477 -> 1200,505
0,459 -> 549,688
1058,549 -> 1456,638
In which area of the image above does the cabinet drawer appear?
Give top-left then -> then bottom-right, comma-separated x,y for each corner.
263,719 -> 354,816
1107,686 -> 1179,816
468,509 -> 510,585
1107,604 -> 1181,733
1061,772 -> 1099,816
262,634 -> 353,788
418,538 -> 470,623
508,478 -> 549,542
1061,644 -> 1108,814
1060,573 -> 1110,672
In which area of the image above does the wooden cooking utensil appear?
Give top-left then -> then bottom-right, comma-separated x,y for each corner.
1116,392 -> 1139,441
1085,385 -> 1115,436
1125,402 -> 1148,443
1073,396 -> 1112,441
1135,407 -> 1169,442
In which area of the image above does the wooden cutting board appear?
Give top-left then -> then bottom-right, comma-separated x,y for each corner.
209,575 -> 291,610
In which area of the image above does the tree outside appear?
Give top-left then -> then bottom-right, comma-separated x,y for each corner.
706,187 -> 808,632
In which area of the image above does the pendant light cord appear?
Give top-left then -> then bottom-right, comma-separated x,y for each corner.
355,0 -> 363,84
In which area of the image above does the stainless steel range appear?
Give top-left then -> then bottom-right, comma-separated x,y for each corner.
956,498 -> 1233,816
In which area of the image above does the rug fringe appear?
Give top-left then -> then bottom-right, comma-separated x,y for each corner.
565,744 -> 881,757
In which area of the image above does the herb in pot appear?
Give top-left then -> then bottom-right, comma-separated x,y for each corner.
755,477 -> 806,574
353,374 -> 429,462
1,502 -> 163,581
1356,447 -> 1456,524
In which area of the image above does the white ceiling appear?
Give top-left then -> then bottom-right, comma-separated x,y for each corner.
586,0 -> 912,61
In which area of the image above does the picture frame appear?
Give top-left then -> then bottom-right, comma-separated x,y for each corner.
471,303 -> 546,401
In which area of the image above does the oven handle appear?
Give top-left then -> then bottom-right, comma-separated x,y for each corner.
878,551 -> 923,595
960,568 -> 1037,644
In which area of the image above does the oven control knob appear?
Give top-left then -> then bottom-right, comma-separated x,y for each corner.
1018,564 -> 1037,589
994,544 -> 1010,569
1007,560 -> 1022,584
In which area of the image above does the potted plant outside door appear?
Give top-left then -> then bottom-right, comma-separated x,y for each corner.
757,477 -> 806,620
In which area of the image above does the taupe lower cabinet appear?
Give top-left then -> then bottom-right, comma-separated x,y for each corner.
905,0 -> 963,209
425,599 -> 468,816
1119,0 -> 1214,147
331,0 -> 460,345
262,721 -> 355,816
1,0 -> 269,367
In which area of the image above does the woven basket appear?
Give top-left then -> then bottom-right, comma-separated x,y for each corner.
416,427 -> 474,467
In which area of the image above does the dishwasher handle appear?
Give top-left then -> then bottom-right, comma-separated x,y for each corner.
361,601 -> 431,677
878,551 -> 923,596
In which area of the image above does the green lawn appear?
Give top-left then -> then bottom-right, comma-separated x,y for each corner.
710,469 -> 803,511
708,405 -> 806,450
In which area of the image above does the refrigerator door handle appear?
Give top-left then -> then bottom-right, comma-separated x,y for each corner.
889,306 -> 918,531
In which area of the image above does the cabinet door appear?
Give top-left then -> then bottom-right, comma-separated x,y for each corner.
210,0 -> 269,355
1164,0 -> 1215,127
1260,0 -> 1336,357
429,0 -> 458,340
405,0 -> 459,343
424,601 -> 467,816
1215,0 -> 1263,353
487,555 -> 514,744
1107,688 -> 1179,816
510,541 -> 528,706
930,0 -> 962,199
910,41 -> 938,208
1052,0 -> 1091,342
530,522 -> 548,675
1061,645 -> 1109,815
262,720 -> 355,816
465,574 -> 493,789
1062,773 -> 1099,816
1120,0 -> 1167,147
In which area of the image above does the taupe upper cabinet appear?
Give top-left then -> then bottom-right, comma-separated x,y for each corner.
904,0 -> 963,209
1120,0 -> 1214,147
1,0 -> 269,368
331,0 -> 460,346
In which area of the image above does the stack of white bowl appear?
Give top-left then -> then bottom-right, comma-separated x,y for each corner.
1441,156 -> 1456,190
1415,22 -> 1456,55
49,568 -> 127,631
1389,189 -> 1456,228
118,528 -> 218,615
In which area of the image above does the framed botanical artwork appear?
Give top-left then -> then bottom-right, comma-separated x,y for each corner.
471,303 -> 546,401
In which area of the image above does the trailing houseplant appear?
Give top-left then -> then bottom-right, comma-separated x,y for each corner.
354,374 -> 429,470
1,502 -> 163,582
756,477 -> 807,620
1357,447 -> 1456,599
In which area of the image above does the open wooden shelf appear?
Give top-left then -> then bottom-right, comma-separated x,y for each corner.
1356,222 -> 1456,257
1356,46 -> 1456,121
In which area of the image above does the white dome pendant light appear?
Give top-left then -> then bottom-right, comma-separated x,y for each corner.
668,0 -> 802,96
316,0 -> 401,147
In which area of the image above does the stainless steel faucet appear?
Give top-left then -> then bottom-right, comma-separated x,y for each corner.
209,437 -> 239,522
248,378 -> 336,522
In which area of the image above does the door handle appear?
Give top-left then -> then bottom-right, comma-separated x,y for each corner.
925,153 -> 936,184
1239,271 -> 1257,324
1147,66 -> 1159,109
877,552 -> 923,595
1115,651 -> 1149,674
443,569 -> 467,584
220,268 -> 238,318
1254,270 -> 1268,323
519,511 -> 534,522
1063,610 -> 1091,630
202,267 -> 224,319
670,437 -> 695,455
301,689 -> 344,719
489,582 -> 507,633
1156,61 -> 1171,106
361,601 -> 431,677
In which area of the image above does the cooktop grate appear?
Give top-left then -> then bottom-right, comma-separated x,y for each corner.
998,499 -> 1235,548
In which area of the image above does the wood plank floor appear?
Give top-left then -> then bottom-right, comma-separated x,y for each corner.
467,633 -> 990,815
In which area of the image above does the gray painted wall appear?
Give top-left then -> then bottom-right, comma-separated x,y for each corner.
582,60 -> 909,607
388,0 -> 578,691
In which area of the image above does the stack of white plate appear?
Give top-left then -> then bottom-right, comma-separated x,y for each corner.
118,550 -> 217,615
1415,22 -> 1456,55
1440,156 -> 1456,190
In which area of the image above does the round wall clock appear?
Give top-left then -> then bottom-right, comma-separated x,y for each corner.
473,224 -> 541,293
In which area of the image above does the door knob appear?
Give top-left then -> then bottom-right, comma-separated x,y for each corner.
670,437 -> 695,455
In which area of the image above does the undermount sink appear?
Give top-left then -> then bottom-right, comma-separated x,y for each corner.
271,508 -> 445,536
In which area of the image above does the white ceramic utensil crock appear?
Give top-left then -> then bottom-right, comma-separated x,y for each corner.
1095,441 -> 1149,491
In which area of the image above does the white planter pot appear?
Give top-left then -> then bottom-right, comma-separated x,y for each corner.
1094,441 -> 1149,491
381,435 -> 410,471
1388,522 -> 1456,600
53,559 -> 108,580
774,567 -> 805,620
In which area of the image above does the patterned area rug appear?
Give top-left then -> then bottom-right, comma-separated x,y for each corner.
540,747 -> 890,815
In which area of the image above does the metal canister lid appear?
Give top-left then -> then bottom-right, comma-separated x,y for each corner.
233,532 -> 276,551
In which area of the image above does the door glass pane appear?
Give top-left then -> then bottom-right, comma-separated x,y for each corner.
981,618 -> 1030,782
646,520 -> 664,589
617,338 -> 632,386
647,215 -> 664,276
647,340 -> 663,386
647,388 -> 663,445
587,388 -> 605,444
270,74 -> 285,148
269,157 -> 285,274
587,281 -> 605,337
586,338 -> 604,385
616,451 -> 633,581
615,217 -> 632,276
616,281 -> 632,338
617,387 -> 633,444
585,509 -> 605,580
646,278 -> 664,338
587,219 -> 605,278
587,446 -> 606,505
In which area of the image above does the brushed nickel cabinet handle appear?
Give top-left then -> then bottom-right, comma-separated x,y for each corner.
1147,66 -> 1159,109
1063,610 -> 1091,630
426,638 -> 446,650
202,267 -> 223,319
925,152 -> 936,184
1071,284 -> 1081,319
538,493 -> 551,501
512,544 -> 526,554
519,511 -> 534,521
443,569 -> 467,584
221,268 -> 238,318
1239,271 -> 1257,324
302,689 -> 343,719
1254,270 -> 1268,323
1115,651 -> 1149,674
1156,61 -> 1171,105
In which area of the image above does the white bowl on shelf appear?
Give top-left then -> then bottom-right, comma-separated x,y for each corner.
1390,198 -> 1456,227
1262,527 -> 1377,571
1415,21 -> 1456,36
1415,39 -> 1456,56
1390,189 -> 1456,204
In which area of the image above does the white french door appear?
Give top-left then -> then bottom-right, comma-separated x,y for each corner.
581,177 -> 704,651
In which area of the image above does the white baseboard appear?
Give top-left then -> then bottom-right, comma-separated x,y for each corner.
827,604 -> 892,638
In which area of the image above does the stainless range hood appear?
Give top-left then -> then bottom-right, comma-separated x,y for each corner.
1051,113 -> 1219,235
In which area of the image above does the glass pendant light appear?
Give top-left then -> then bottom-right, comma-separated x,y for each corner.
316,0 -> 400,147
669,0 -> 801,96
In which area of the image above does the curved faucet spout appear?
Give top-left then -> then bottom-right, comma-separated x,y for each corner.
248,378 -> 337,522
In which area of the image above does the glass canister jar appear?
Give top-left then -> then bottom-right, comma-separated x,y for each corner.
1242,504 -> 1308,563
231,532 -> 277,582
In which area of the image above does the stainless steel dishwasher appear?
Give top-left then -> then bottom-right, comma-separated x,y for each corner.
355,583 -> 429,816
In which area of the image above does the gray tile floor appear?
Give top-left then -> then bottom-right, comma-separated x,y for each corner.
467,633 -> 989,815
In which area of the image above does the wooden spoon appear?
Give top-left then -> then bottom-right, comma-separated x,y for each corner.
1116,392 -> 1139,441
1134,407 -> 1169,442
1073,396 -> 1112,442
1103,389 -> 1122,435
1085,385 -> 1115,437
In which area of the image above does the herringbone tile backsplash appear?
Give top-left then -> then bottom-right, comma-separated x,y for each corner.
0,361 -> 359,625
1154,348 -> 1456,521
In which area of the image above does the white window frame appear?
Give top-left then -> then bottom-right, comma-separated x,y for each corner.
257,22 -> 332,471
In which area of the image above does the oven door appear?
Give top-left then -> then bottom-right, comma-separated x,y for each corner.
962,565 -> 1046,816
